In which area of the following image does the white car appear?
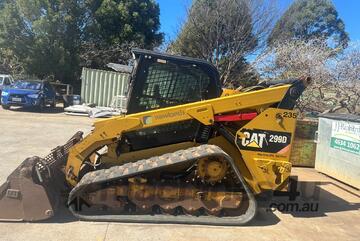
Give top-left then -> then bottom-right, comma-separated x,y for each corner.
0,74 -> 15,104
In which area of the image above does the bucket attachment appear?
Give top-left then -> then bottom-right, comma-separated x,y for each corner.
0,132 -> 83,222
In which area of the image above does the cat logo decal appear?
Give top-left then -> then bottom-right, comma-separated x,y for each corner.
241,132 -> 267,148
238,129 -> 292,153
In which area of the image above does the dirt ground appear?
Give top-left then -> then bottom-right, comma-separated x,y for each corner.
0,107 -> 359,241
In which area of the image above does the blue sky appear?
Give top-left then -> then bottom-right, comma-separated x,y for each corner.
156,0 -> 360,42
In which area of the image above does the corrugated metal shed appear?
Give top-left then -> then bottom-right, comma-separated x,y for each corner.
315,113 -> 360,189
81,68 -> 130,107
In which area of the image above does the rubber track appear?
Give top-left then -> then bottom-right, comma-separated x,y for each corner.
68,144 -> 257,226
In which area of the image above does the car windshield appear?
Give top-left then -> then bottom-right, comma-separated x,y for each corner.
14,81 -> 42,90
0,77 -> 3,84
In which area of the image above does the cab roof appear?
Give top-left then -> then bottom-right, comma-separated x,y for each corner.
131,48 -> 220,84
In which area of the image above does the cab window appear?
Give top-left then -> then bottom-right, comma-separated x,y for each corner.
129,61 -> 214,113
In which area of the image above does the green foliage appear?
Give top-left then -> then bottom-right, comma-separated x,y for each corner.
268,0 -> 349,49
219,57 -> 259,88
0,0 -> 84,84
170,0 -> 255,60
87,0 -> 162,46
168,0 -> 272,87
82,0 -> 163,68
0,0 -> 163,89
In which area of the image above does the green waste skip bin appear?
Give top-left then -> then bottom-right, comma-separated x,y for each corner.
290,118 -> 318,167
315,114 -> 360,189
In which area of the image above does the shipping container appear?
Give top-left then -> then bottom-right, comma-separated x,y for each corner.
81,68 -> 130,107
315,113 -> 360,189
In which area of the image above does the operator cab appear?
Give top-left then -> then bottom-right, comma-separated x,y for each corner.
123,49 -> 223,151
126,49 -> 222,114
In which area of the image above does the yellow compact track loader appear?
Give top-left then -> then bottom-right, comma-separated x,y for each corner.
0,49 -> 310,225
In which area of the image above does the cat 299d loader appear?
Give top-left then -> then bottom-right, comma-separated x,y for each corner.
0,49 -> 310,225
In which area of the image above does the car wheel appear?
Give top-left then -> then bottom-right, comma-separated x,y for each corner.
2,104 -> 10,110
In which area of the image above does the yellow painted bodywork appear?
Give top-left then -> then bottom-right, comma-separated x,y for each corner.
221,88 -> 241,96
102,141 -> 197,165
65,84 -> 296,194
235,108 -> 296,192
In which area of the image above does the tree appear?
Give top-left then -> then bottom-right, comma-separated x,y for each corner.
0,48 -> 25,76
328,44 -> 360,113
268,0 -> 349,50
253,39 -> 360,115
168,0 -> 277,87
82,0 -> 163,68
85,0 -> 162,47
0,0 -> 163,89
0,0 -> 85,87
